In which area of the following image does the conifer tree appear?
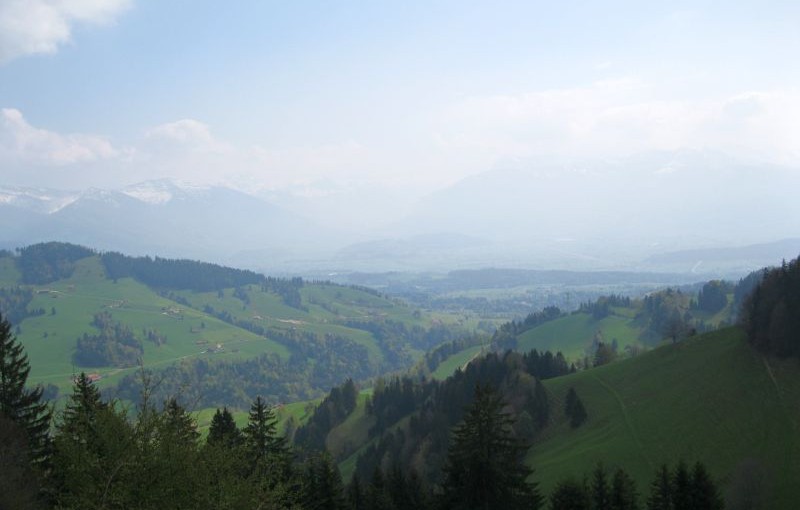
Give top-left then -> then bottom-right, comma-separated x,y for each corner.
611,467 -> 640,510
647,464 -> 673,510
440,384 -> 541,510
0,313 -> 51,467
550,478 -> 590,510
0,414 -> 44,509
688,462 -> 723,510
161,398 -> 200,447
302,452 -> 347,510
52,391 -> 135,509
591,463 -> 611,510
367,467 -> 393,510
207,406 -> 241,447
243,395 -> 292,483
57,372 -> 106,437
565,386 -> 588,428
347,475 -> 367,510
672,460 -> 691,510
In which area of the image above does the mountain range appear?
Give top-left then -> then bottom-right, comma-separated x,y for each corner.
3,149 -> 800,274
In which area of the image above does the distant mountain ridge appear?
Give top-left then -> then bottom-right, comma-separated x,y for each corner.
0,180 -> 335,265
644,238 -> 800,265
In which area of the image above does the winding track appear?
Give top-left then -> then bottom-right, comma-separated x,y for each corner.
591,373 -> 654,470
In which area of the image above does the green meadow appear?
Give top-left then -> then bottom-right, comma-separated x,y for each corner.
531,328 -> 800,509
517,312 -> 643,361
2,253 -> 459,399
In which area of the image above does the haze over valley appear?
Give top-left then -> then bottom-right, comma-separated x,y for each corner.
1,2 -> 799,509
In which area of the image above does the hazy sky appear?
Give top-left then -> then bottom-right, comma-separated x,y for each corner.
1,0 -> 799,196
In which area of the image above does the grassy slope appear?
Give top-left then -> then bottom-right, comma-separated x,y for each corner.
15,257 -> 287,394
326,392 -> 374,459
530,328 -> 800,509
431,345 -> 484,380
174,283 -> 448,366
517,312 -> 642,361
5,254 -> 451,396
0,256 -> 21,285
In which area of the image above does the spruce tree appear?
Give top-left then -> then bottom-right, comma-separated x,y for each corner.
611,467 -> 640,510
367,467 -> 393,510
0,414 -> 44,509
647,464 -> 672,510
242,395 -> 292,483
58,372 -> 106,436
0,313 -> 51,467
161,398 -> 199,447
688,462 -> 723,510
591,463 -> 611,510
347,475 -> 367,510
243,396 -> 281,461
207,406 -> 241,448
672,460 -> 691,510
549,478 -> 590,510
302,452 -> 347,510
565,387 -> 588,428
440,384 -> 542,510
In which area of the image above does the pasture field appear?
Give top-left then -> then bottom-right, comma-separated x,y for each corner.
531,328 -> 800,509
517,312 -> 643,360
2,253 -> 463,399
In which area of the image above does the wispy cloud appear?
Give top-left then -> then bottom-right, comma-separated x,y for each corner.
0,0 -> 131,64
435,81 -> 800,166
0,108 -> 119,164
146,119 -> 232,153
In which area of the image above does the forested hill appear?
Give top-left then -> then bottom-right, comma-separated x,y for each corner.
484,276 -> 752,364
292,255 -> 800,509
0,242 -> 468,408
739,256 -> 800,358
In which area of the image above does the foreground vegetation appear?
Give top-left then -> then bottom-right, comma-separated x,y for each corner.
1,316 -> 724,509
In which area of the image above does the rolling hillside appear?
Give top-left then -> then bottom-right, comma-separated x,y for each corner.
532,327 -> 800,508
324,327 -> 799,508
0,243 -> 466,407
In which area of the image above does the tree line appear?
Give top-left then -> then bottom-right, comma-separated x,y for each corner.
739,255 -> 800,358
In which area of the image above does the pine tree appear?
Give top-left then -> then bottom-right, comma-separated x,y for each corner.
161,398 -> 199,447
52,392 -> 136,509
591,463 -> 611,510
347,476 -> 367,510
302,452 -> 347,510
611,467 -> 640,510
0,414 -> 44,509
647,464 -> 672,510
207,406 -> 241,448
367,467 -> 393,510
244,396 -> 280,461
242,396 -> 292,483
0,313 -> 51,468
440,384 -> 542,510
549,478 -> 590,510
58,372 -> 106,436
672,460 -> 691,510
688,462 -> 723,510
565,387 -> 588,428
531,378 -> 549,429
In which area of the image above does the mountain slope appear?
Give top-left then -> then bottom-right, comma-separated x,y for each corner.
0,181 -> 335,264
326,327 -> 799,508
533,327 -> 799,508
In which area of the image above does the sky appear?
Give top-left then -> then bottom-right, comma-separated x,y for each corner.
1,0 -> 800,200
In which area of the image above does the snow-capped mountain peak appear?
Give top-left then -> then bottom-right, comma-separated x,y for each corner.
0,186 -> 79,214
121,179 -> 211,204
